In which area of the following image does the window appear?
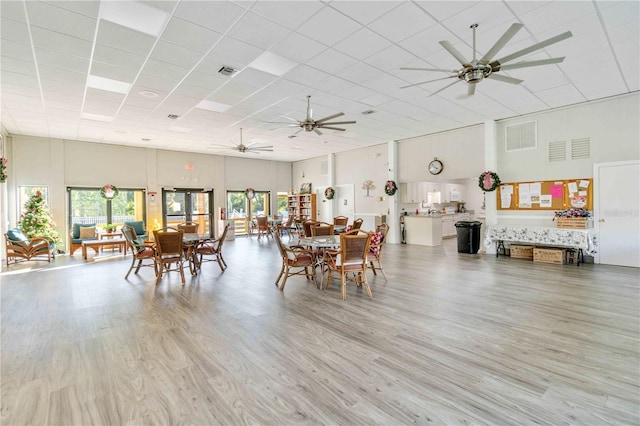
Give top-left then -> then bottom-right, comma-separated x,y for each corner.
68,187 -> 147,230
277,192 -> 289,218
226,190 -> 271,235
18,186 -> 49,216
162,188 -> 213,235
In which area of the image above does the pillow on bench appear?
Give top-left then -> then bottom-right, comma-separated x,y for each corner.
79,226 -> 96,239
72,223 -> 98,239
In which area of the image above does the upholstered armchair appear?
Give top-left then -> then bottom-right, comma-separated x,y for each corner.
5,228 -> 55,266
68,223 -> 98,256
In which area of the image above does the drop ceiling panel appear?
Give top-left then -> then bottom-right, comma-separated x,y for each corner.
96,20 -> 156,56
149,40 -> 203,69
200,37 -> 263,71
26,1 -> 96,41
333,28 -> 392,61
269,32 -> 327,63
368,2 -> 436,42
92,44 -> 146,72
249,1 -> 325,30
363,45 -> 418,72
161,17 -> 222,53
30,26 -> 93,57
306,48 -> 358,75
296,7 -> 361,46
42,0 -> 101,18
90,61 -> 138,83
330,1 -> 400,26
0,1 -> 28,22
227,11 -> 291,50
35,48 -> 90,74
1,17 -> 31,45
173,1 -> 246,33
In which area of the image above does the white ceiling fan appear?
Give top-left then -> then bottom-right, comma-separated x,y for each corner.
401,23 -> 572,97
271,95 -> 356,136
209,128 -> 273,154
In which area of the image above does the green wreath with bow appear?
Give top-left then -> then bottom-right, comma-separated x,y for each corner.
478,171 -> 501,192
384,180 -> 398,196
324,187 -> 335,200
100,184 -> 119,199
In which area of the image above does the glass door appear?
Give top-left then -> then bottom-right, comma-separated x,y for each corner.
162,188 -> 213,235
226,190 -> 270,235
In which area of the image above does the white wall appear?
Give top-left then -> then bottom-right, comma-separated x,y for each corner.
397,124 -> 485,182
495,92 -> 640,226
5,135 -> 292,249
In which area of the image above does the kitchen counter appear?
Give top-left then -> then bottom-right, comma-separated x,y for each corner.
404,215 -> 442,246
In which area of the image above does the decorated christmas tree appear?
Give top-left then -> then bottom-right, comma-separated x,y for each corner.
19,191 -> 62,247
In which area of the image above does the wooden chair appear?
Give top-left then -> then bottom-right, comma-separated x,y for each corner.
5,228 -> 55,267
333,216 -> 349,226
177,222 -> 199,233
194,224 -> 229,272
274,232 -> 316,291
121,224 -> 157,279
302,220 -> 319,238
351,218 -> 364,231
325,232 -> 373,300
277,215 -> 294,238
153,228 -> 186,285
311,223 -> 334,236
256,216 -> 271,239
367,223 -> 390,281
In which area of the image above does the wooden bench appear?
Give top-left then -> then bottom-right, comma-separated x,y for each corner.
82,239 -> 127,260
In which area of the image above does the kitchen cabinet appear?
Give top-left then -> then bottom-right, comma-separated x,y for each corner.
442,215 -> 456,238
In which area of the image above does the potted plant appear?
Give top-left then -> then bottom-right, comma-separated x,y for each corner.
104,223 -> 117,233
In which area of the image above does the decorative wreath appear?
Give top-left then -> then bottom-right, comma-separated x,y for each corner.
384,180 -> 398,196
100,184 -> 119,199
244,187 -> 255,199
478,171 -> 501,192
324,187 -> 335,200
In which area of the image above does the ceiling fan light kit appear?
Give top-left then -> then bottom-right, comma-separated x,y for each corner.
401,23 -> 572,97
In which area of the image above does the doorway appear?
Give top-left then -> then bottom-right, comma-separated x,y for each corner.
162,188 -> 213,235
594,160 -> 640,267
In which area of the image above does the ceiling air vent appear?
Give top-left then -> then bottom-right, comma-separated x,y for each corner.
362,110 -> 376,115
218,66 -> 237,76
167,114 -> 179,119
505,121 -> 536,152
548,140 -> 566,162
571,137 -> 591,159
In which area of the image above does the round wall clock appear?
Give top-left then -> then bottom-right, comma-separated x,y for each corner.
429,158 -> 443,175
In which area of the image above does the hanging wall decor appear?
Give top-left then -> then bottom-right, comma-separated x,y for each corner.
324,187 -> 335,200
384,180 -> 398,196
100,184 -> 119,199
362,180 -> 375,197
478,171 -> 501,192
244,187 -> 255,199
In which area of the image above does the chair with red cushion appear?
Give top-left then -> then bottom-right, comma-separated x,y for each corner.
367,223 -> 389,281
194,224 -> 229,272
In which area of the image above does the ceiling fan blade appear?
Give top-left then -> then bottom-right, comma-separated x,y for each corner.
428,80 -> 461,97
314,128 -> 323,136
497,57 -> 565,71
281,115 -> 299,123
318,120 -> 356,126
319,126 -> 346,131
400,67 -> 457,73
439,40 -> 470,66
467,84 -> 476,97
251,146 -> 274,152
293,128 -> 304,135
480,23 -> 524,63
315,112 -> 344,123
400,75 -> 458,89
492,31 -> 573,65
486,73 -> 523,85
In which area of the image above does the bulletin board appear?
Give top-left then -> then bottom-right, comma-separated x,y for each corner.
496,178 -> 593,210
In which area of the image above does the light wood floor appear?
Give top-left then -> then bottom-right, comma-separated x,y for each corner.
2,236 -> 639,425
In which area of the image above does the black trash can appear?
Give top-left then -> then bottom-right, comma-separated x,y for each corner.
455,221 -> 482,254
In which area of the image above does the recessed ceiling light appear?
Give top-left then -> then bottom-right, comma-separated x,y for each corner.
87,75 -> 131,94
141,138 -> 151,142
81,112 -> 113,122
100,1 -> 169,36
195,100 -> 231,113
139,90 -> 158,98
248,51 -> 298,77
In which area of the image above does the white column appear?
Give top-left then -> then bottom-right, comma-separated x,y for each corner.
386,140 -> 399,244
484,120 -> 498,254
